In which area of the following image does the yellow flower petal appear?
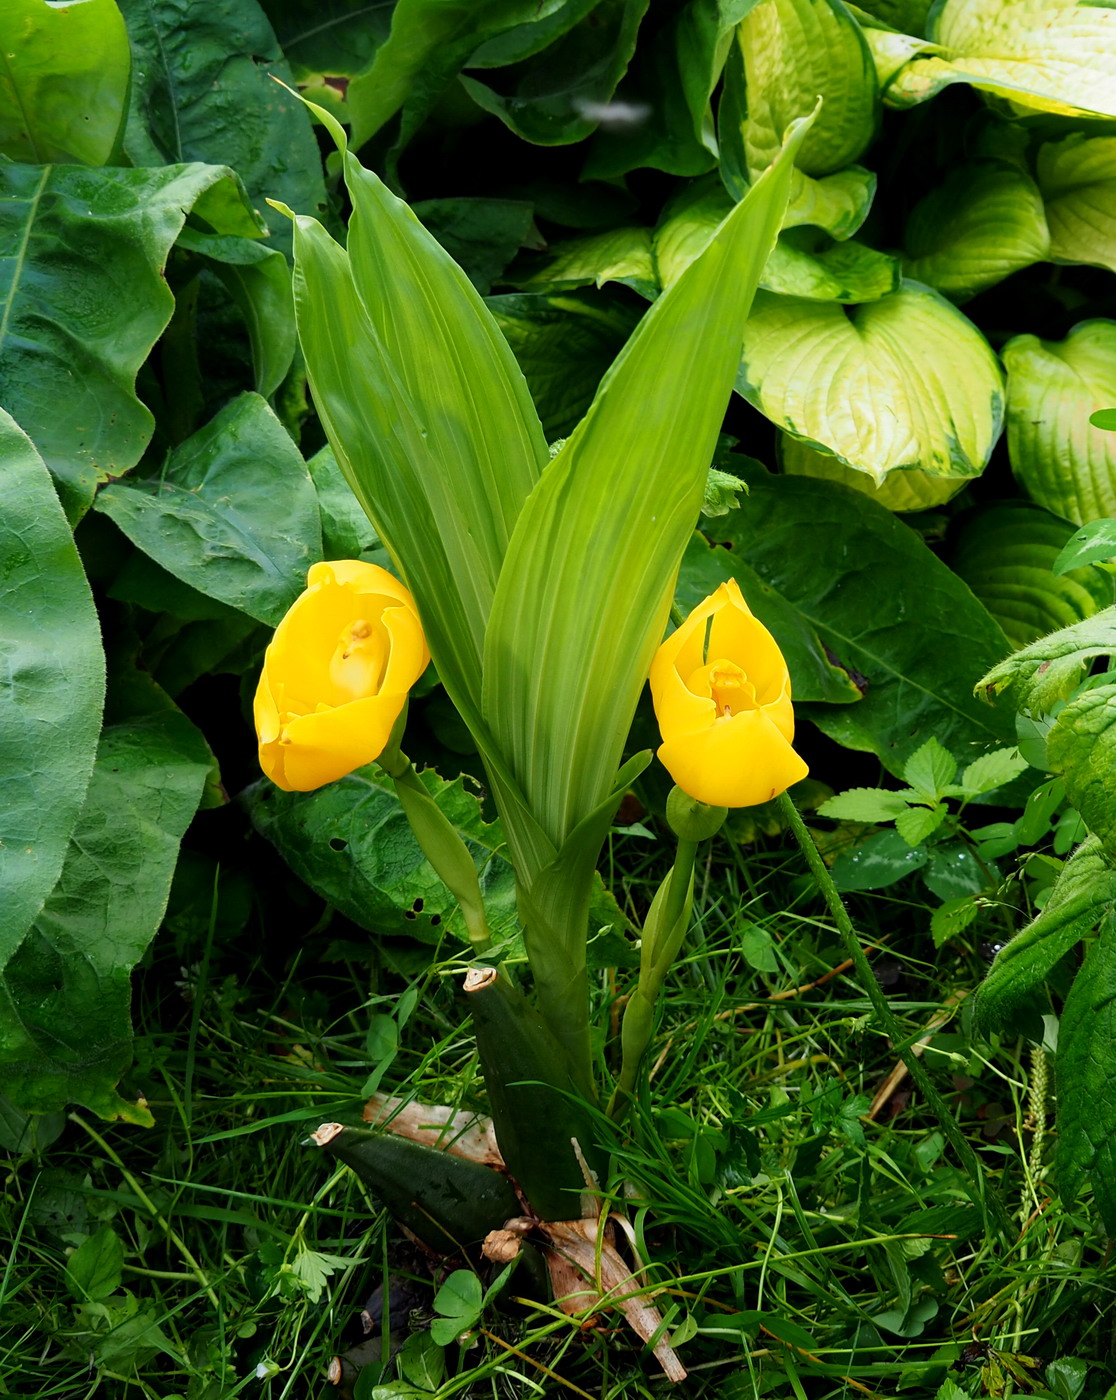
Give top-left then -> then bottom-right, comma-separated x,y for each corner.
276,692 -> 410,791
657,709 -> 809,809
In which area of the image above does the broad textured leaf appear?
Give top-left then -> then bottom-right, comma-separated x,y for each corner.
1056,916 -> 1116,1233
976,608 -> 1116,715
348,0 -> 598,154
851,0 -> 931,30
487,291 -> 642,440
782,166 -> 877,239
243,767 -> 520,946
1038,135 -> 1116,275
729,0 -> 879,178
1048,684 -> 1116,858
412,198 -> 539,294
1004,321 -> 1116,524
176,229 -> 296,397
887,0 -> 1116,117
510,227 -> 657,299
119,0 -> 325,246
0,413 -> 104,965
0,161 -> 265,519
974,836 -> 1116,1032
677,531 -> 863,704
0,665 -> 213,1120
458,0 -> 649,148
726,468 -> 1015,776
902,161 -> 1049,302
833,829 -> 930,891
950,501 -> 1112,649
285,113 -> 548,726
482,125 -> 807,857
1055,518 -> 1116,574
95,394 -> 321,626
780,436 -> 969,512
307,446 -> 379,560
738,283 -> 1004,485
0,0 -> 130,165
264,0 -> 392,76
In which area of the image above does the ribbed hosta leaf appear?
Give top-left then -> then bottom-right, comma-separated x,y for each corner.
780,436 -> 968,512
950,501 -> 1112,649
729,0 -> 879,179
902,161 -> 1049,302
1004,320 -> 1116,524
738,282 -> 1004,484
887,0 -> 1116,117
783,166 -> 877,238
1038,135 -> 1116,274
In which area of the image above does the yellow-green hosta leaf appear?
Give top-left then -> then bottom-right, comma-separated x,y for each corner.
780,435 -> 969,511
783,166 -> 877,239
1038,135 -> 1116,274
888,0 -> 1116,116
849,0 -> 931,32
902,161 -> 1050,302
509,226 -> 656,299
738,282 -> 1004,484
950,500 -> 1113,648
732,0 -> 879,178
1004,321 -> 1116,524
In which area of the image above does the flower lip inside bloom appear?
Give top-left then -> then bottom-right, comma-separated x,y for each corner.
707,659 -> 756,718
329,613 -> 389,701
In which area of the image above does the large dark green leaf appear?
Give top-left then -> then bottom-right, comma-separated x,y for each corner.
0,0 -> 131,166
412,198 -> 540,295
973,836 -> 1116,1033
459,0 -> 649,147
243,766 -> 519,945
1055,914 -> 1116,1233
725,468 -> 1014,776
677,530 -> 862,705
0,412 -> 104,966
95,393 -> 322,626
0,161 -> 266,519
486,291 -> 642,440
119,0 -> 326,247
263,0 -> 392,77
0,665 -> 214,1121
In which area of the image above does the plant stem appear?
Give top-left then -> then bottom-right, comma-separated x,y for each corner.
607,838 -> 698,1122
776,792 -> 1012,1242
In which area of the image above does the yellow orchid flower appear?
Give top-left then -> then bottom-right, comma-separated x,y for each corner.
254,561 -> 429,791
649,578 -> 808,808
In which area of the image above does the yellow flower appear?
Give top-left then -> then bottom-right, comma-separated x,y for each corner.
254,561 -> 429,792
649,577 -> 808,808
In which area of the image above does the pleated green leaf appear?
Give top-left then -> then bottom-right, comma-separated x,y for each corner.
1039,136 -> 1116,275
738,282 -> 1004,485
780,436 -> 968,512
481,119 -> 809,857
1004,321 -> 1116,524
903,161 -> 1049,302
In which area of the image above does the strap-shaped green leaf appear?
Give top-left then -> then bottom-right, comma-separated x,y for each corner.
481,118 -> 810,857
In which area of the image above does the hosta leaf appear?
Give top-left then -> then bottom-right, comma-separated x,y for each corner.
0,0 -> 130,166
95,394 -> 322,627
0,664 -> 213,1120
729,0 -> 879,179
780,436 -> 969,512
973,836 -> 1116,1033
950,501 -> 1112,649
119,0 -> 325,247
0,161 -> 265,520
782,166 -> 877,239
486,291 -> 642,440
738,283 -> 1004,485
902,161 -> 1049,302
851,0 -> 931,31
723,467 -> 1014,776
1048,683 -> 1116,858
0,413 -> 104,963
1038,135 -> 1116,275
887,0 -> 1116,117
243,767 -> 519,946
677,531 -> 863,705
510,227 -> 657,299
975,609 -> 1116,716
1004,321 -> 1116,525
1056,916 -> 1116,1232
457,0 -> 648,148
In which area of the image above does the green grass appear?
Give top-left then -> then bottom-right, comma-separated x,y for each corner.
3,821 -> 1115,1399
